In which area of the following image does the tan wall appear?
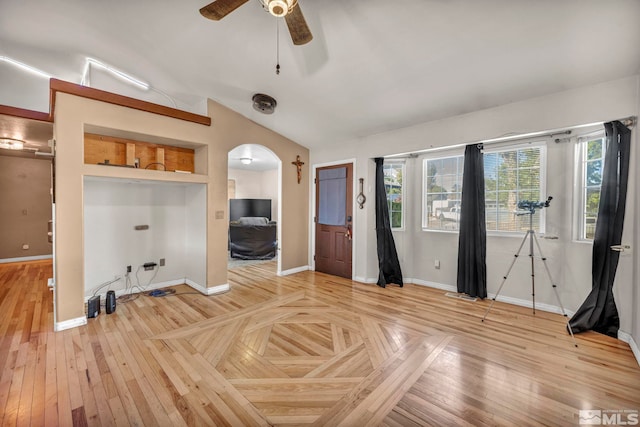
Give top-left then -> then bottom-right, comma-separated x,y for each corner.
206,100 -> 309,272
53,94 -> 309,324
0,156 -> 52,259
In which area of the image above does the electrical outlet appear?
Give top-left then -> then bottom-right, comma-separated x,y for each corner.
159,258 -> 165,267
434,259 -> 440,269
126,265 -> 132,273
22,244 -> 29,250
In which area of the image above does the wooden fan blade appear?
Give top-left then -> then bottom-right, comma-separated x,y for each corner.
285,3 -> 313,45
199,0 -> 249,21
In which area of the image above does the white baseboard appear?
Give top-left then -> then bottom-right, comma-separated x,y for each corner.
408,278 -> 574,316
84,278 -> 185,302
55,316 -> 87,332
486,293 -> 575,317
186,279 -> 230,295
409,278 -> 457,292
618,330 -> 640,367
0,255 -> 53,264
353,276 -> 378,284
279,265 -> 309,276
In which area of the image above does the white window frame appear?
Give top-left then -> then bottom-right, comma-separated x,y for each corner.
383,162 -> 406,231
421,152 -> 464,232
420,142 -> 547,234
574,131 -> 605,241
483,141 -> 547,236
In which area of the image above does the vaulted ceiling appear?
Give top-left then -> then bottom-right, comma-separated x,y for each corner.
1,0 -> 639,151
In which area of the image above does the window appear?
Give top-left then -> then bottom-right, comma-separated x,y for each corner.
577,134 -> 605,240
484,145 -> 545,233
423,156 -> 464,231
318,167 -> 347,226
383,162 -> 405,229
422,144 -> 546,233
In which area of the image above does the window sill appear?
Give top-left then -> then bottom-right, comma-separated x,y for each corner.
571,239 -> 594,245
487,230 -> 527,238
421,228 -> 459,234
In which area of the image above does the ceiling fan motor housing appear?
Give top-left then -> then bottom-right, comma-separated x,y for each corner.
252,93 -> 277,114
267,0 -> 296,17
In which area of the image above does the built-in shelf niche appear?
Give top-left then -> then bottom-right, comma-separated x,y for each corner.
83,176 -> 207,297
82,125 -> 208,176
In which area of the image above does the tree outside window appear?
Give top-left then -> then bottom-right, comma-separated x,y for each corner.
423,156 -> 463,231
581,136 -> 605,240
422,144 -> 545,233
484,146 -> 543,233
383,163 -> 404,229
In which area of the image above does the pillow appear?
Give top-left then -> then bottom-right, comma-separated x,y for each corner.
237,217 -> 268,225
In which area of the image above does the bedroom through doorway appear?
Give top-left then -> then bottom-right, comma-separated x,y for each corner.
227,144 -> 281,275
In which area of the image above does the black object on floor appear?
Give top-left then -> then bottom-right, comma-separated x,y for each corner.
87,295 -> 100,318
106,290 -> 116,314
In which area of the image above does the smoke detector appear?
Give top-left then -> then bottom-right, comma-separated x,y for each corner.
252,93 -> 277,114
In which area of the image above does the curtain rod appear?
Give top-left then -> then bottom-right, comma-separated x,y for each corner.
385,115 -> 637,159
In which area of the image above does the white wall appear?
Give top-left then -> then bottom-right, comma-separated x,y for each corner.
228,168 -> 279,221
402,135 -> 603,311
83,178 -> 206,297
185,184 -> 207,286
633,79 -> 640,355
310,75 -> 639,338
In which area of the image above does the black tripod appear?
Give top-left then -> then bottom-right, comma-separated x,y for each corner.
481,197 -> 577,347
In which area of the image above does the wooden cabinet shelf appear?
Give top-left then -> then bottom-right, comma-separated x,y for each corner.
84,133 -> 195,173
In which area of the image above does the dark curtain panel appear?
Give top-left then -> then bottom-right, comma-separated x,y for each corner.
374,158 -> 403,288
456,144 -> 487,298
569,121 -> 631,337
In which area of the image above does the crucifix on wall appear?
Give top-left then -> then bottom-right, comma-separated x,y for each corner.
292,155 -> 305,184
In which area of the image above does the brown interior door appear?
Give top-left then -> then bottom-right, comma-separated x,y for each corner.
315,163 -> 353,279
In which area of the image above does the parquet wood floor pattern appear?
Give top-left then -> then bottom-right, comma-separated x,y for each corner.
1,260 -> 639,426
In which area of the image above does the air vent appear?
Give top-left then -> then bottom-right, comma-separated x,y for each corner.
252,93 -> 277,114
444,292 -> 477,302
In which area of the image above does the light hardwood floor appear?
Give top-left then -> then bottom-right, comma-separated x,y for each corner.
1,260 -> 639,426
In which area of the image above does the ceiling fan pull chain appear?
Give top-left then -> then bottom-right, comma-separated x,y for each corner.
276,18 -> 280,75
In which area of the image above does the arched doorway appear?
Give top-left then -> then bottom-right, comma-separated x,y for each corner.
227,144 -> 282,275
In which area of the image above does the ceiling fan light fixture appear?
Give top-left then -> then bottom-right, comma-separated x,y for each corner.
240,157 -> 253,165
0,138 -> 24,150
200,0 -> 312,45
266,0 -> 296,17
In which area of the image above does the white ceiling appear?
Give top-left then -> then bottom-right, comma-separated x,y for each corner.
0,0 -> 639,152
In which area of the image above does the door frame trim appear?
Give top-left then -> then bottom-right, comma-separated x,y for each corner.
310,158 -> 357,278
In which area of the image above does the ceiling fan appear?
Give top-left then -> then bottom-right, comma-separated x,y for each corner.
200,0 -> 313,45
